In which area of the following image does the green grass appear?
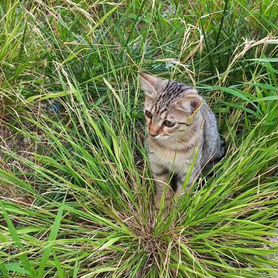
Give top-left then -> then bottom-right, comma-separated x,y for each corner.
0,1 -> 277,277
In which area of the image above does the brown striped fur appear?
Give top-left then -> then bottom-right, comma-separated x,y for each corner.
140,73 -> 224,208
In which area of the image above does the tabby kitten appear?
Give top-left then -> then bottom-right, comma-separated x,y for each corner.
140,73 -> 224,208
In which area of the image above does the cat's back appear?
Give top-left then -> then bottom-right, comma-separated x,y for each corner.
200,101 -> 222,166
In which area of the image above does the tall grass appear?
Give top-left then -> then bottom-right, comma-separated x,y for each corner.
0,1 -> 277,277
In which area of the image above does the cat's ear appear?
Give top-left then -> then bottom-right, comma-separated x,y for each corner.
140,73 -> 162,98
174,94 -> 202,115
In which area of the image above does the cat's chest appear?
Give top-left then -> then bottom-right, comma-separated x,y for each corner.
149,143 -> 195,172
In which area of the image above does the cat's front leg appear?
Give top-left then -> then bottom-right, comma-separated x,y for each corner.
176,167 -> 201,195
151,165 -> 173,209
175,174 -> 188,195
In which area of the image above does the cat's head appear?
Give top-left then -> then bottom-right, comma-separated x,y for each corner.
140,73 -> 202,140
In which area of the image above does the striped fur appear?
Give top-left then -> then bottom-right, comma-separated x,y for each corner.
140,73 -> 225,208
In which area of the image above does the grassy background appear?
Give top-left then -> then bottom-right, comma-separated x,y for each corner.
0,1 -> 277,277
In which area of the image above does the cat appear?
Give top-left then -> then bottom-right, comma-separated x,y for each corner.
140,73 -> 225,208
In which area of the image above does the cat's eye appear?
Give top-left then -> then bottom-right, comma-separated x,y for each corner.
163,120 -> 175,127
145,110 -> 152,119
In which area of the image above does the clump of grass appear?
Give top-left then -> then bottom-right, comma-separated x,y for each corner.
0,1 -> 277,277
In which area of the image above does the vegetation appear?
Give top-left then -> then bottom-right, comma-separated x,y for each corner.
0,1 -> 277,277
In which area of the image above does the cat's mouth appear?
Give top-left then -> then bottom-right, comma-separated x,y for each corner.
149,134 -> 170,140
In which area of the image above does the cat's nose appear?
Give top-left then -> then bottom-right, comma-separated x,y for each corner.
149,128 -> 159,137
149,132 -> 158,137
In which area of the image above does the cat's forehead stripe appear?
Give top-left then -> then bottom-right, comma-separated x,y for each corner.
149,79 -> 194,115
160,108 -> 167,114
163,80 -> 171,92
155,81 -> 188,111
160,110 -> 167,118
